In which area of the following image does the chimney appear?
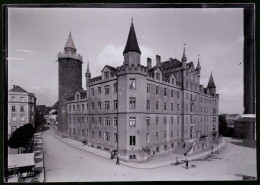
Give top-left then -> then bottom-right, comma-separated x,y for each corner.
156,55 -> 161,65
147,58 -> 152,69
169,58 -> 173,62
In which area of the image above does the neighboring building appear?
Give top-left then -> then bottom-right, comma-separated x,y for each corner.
234,115 -> 256,140
58,20 -> 220,161
8,85 -> 36,136
219,114 -> 241,137
36,105 -> 50,122
49,101 -> 59,125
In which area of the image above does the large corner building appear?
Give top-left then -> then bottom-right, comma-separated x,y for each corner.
57,20 -> 219,161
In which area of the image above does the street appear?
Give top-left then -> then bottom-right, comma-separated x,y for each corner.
43,126 -> 256,181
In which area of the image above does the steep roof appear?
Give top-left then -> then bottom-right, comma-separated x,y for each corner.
123,21 -> 141,55
149,59 -> 182,73
9,85 -> 28,93
51,101 -> 59,109
207,72 -> 216,88
64,32 -> 76,50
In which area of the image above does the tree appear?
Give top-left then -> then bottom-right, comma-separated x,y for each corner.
219,114 -> 228,136
8,124 -> 34,153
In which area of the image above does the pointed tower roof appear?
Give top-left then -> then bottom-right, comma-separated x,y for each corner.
196,55 -> 201,70
64,32 -> 76,50
207,72 -> 216,88
86,61 -> 90,73
181,44 -> 187,61
123,19 -> 141,55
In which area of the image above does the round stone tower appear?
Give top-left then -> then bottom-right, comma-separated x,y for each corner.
57,32 -> 82,133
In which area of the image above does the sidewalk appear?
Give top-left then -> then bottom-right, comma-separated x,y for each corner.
55,135 -> 225,169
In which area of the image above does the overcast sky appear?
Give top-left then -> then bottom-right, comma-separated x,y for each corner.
8,7 -> 244,114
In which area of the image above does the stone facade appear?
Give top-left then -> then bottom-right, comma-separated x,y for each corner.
60,21 -> 219,162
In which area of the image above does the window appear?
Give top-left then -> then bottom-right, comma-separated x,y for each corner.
69,117 -> 71,124
92,103 -> 95,110
190,83 -> 193,90
186,93 -> 188,100
104,71 -> 109,79
156,86 -> 159,95
129,154 -> 136,159
146,133 -> 150,142
12,96 -> 15,101
77,104 -> 80,111
20,115 -> 25,122
177,129 -> 179,136
129,97 -> 136,109
114,83 -> 117,93
164,102 -> 167,110
146,117 -> 150,125
98,102 -> 102,110
98,87 -> 101,95
30,114 -> 34,122
92,131 -> 95,138
82,117 -> 85,123
156,132 -> 159,140
186,81 -> 188,88
92,117 -> 95,124
186,71 -> 188,76
177,116 -> 180,124
156,73 -> 160,80
171,130 -> 173,137
177,104 -> 180,111
20,97 -> 24,102
129,79 -> 136,89
105,85 -> 110,94
147,84 -> 151,93
186,104 -> 188,111
213,108 -> 216,114
98,131 -> 102,139
171,117 -> 173,124
177,91 -> 180,98
91,88 -> 94,96
76,94 -> 80,100
114,133 -> 118,142
98,117 -> 102,125
114,100 -> 118,109
213,100 -> 216,105
155,101 -> 159,110
171,90 -> 174,97
69,105 -> 71,112
171,78 -> 175,85
164,88 -> 167,96
171,103 -> 174,111
20,106 -> 24,112
129,117 -> 136,127
105,101 -> 110,109
82,129 -> 85,136
156,117 -> 159,125
104,117 -> 110,126
146,100 -> 150,110
190,105 -> 193,112
156,147 -> 159,153
113,117 -> 118,126
190,115 -> 193,124
130,136 -> 136,146
12,106 -> 15,112
164,144 -> 167,150
164,117 -> 167,124
213,117 -> 216,122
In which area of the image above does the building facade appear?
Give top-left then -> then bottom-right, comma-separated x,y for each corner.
59,21 -> 220,161
8,85 -> 36,136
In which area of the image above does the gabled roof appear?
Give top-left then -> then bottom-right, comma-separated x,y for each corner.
207,72 -> 216,88
9,85 -> 28,93
101,65 -> 117,72
149,59 -> 182,73
64,32 -> 76,50
123,21 -> 141,55
51,101 -> 59,109
36,105 -> 50,115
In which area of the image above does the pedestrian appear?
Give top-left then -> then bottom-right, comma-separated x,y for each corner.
116,156 -> 120,165
183,142 -> 186,149
185,159 -> 189,169
211,145 -> 214,154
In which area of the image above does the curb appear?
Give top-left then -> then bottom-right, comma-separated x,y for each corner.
55,135 -> 225,169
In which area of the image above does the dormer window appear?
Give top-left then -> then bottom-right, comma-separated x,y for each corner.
171,78 -> 174,85
156,73 -> 160,80
76,94 -> 80,100
104,71 -> 109,79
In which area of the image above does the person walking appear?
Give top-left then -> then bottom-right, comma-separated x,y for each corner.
185,159 -> 189,169
116,155 -> 120,165
211,145 -> 214,154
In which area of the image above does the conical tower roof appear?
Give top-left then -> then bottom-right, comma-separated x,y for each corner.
123,19 -> 141,55
207,72 -> 216,88
64,32 -> 76,50
196,56 -> 201,70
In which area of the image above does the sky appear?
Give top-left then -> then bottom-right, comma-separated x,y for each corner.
7,7 -> 244,114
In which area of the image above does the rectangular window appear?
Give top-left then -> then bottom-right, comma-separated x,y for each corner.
69,105 -> 71,112
164,102 -> 167,110
177,129 -> 179,136
177,116 -> 179,124
105,85 -> 110,94
98,131 -> 102,139
130,136 -> 136,145
171,117 -> 173,124
12,96 -> 15,101
171,130 -> 173,137
156,117 -> 159,125
12,114 -> 16,121
146,133 -> 150,142
129,117 -> 136,127
156,101 -> 159,110
190,105 -> 193,112
164,131 -> 166,138
147,84 -> 151,93
129,97 -> 136,109
171,103 -> 174,111
156,73 -> 160,80
177,91 -> 180,98
129,79 -> 136,89
104,117 -> 110,126
82,129 -> 85,136
98,87 -> 101,95
213,108 -> 216,114
114,100 -> 118,109
213,117 -> 216,122
156,86 -> 159,95
77,104 -> 80,111
164,117 -> 167,124
114,133 -> 118,142
146,117 -> 150,125
177,104 -> 180,111
186,104 -> 188,111
113,117 -> 118,126
171,90 -> 174,97
20,106 -> 24,112
114,83 -> 117,93
92,103 -> 94,110
104,71 -> 109,79
156,132 -> 159,140
186,81 -> 188,88
213,100 -> 216,105
92,117 -> 95,125
91,88 -> 94,96
98,102 -> 102,110
73,128 -> 76,135
98,117 -> 102,125
73,105 -> 75,111
105,101 -> 110,109
146,100 -> 150,110
186,93 -> 188,100
164,88 -> 167,96
171,78 -> 175,85
12,106 -> 15,112
92,131 -> 95,138
20,97 -> 24,102
20,115 -> 25,122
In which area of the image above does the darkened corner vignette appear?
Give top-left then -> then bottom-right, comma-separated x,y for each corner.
1,2 -> 257,183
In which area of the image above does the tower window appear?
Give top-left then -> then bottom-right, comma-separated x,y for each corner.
164,117 -> 167,124
130,136 -> 136,146
129,117 -> 136,127
12,114 -> 16,122
98,117 -> 102,125
146,100 -> 150,110
129,97 -> 136,109
129,79 -> 136,89
156,132 -> 159,140
171,103 -> 173,111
